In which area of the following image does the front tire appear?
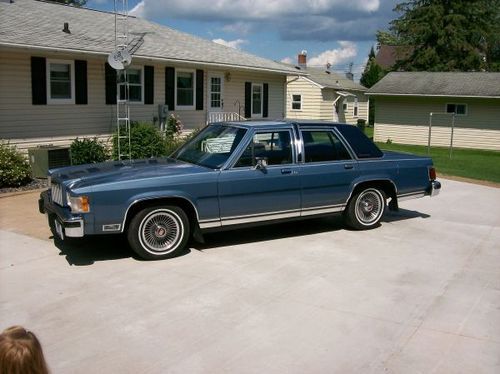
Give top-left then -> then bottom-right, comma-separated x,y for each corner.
127,205 -> 190,260
344,188 -> 385,230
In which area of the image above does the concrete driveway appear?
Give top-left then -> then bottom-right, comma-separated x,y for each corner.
1,179 -> 499,373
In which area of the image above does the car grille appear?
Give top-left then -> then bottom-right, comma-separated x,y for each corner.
51,182 -> 64,206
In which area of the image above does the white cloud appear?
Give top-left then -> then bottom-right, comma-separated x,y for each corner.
130,0 -> 397,42
136,0 -> 380,21
308,41 -> 358,67
212,38 -> 247,49
130,1 -> 145,17
281,57 -> 293,64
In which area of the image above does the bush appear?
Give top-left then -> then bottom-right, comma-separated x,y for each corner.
112,122 -> 167,159
356,118 -> 366,132
165,114 -> 183,141
0,142 -> 32,188
70,137 -> 109,165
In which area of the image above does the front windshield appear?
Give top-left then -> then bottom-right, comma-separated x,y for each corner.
171,124 -> 247,169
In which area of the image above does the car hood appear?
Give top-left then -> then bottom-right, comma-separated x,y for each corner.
49,158 -> 210,189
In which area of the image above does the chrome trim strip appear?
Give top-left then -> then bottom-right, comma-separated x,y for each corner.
301,204 -> 345,216
199,220 -> 221,229
397,192 -> 426,201
221,210 -> 300,226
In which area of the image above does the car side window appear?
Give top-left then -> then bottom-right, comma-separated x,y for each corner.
301,130 -> 352,163
234,131 -> 293,167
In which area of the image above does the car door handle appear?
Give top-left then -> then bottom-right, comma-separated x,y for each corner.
281,168 -> 292,175
344,164 -> 354,170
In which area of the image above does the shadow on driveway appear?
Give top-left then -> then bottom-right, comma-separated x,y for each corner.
52,208 -> 429,265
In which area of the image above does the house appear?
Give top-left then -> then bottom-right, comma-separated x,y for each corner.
285,52 -> 368,124
0,0 -> 302,151
366,72 -> 500,151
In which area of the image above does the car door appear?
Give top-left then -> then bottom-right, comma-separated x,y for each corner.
299,128 -> 359,216
218,128 -> 301,226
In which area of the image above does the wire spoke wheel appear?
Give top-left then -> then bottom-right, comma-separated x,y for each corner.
128,205 -> 190,260
354,189 -> 384,225
345,187 -> 385,230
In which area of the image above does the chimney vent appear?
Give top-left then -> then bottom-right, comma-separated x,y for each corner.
62,22 -> 70,34
298,50 -> 307,69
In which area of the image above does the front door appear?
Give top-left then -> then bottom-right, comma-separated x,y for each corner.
218,129 -> 301,226
208,73 -> 224,112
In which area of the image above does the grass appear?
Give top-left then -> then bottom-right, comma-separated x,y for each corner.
378,142 -> 500,184
361,127 -> 500,183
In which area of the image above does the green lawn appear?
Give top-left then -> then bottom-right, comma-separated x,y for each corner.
376,142 -> 500,184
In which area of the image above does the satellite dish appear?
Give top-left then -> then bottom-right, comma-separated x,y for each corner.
107,49 -> 132,70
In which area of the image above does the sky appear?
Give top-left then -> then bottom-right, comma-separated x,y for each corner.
87,0 -> 399,80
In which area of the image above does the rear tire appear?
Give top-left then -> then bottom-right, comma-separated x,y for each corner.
344,188 -> 385,230
127,205 -> 190,260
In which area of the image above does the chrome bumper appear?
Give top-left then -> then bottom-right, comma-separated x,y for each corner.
430,180 -> 441,197
39,190 -> 85,238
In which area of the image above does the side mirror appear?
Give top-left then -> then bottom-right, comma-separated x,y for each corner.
254,157 -> 268,171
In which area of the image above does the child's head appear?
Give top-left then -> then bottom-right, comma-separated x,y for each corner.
0,326 -> 50,374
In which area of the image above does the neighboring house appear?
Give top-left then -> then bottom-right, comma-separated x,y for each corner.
0,0 -> 302,151
366,72 -> 500,150
285,52 -> 368,124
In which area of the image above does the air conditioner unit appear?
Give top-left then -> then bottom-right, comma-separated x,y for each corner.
28,146 -> 71,178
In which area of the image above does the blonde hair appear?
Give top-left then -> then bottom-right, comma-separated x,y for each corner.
0,326 -> 50,374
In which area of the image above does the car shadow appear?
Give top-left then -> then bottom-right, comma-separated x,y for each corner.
382,208 -> 431,223
52,208 -> 429,265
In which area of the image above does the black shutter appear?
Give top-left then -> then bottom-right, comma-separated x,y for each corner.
196,69 -> 204,110
165,67 -> 175,111
263,83 -> 269,118
31,57 -> 47,105
144,65 -> 154,105
244,82 -> 251,118
105,62 -> 117,105
75,60 -> 88,105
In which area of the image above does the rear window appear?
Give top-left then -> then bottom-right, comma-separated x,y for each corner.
335,125 -> 383,158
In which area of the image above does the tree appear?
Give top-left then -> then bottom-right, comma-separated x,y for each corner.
384,0 -> 500,71
360,47 -> 385,88
46,0 -> 87,6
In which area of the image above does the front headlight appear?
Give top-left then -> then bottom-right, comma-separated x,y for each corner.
66,193 -> 90,213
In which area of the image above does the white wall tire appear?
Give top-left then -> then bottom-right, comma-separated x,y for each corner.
127,205 -> 190,260
345,188 -> 385,230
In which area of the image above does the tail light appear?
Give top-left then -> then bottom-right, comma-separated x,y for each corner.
429,167 -> 437,181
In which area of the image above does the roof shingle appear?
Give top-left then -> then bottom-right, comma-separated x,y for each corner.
0,0 -> 298,74
367,72 -> 500,98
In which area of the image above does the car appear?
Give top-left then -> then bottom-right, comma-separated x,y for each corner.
39,120 -> 441,260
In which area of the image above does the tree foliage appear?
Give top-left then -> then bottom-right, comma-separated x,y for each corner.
47,0 -> 87,7
385,0 -> 500,71
360,47 -> 386,88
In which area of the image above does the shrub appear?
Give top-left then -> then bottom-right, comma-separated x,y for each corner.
0,142 -> 32,188
165,114 -> 183,141
356,118 -> 366,132
112,122 -> 167,160
70,137 -> 109,165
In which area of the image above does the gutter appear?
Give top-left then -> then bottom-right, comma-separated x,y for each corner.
0,42 -> 308,76
366,92 -> 500,99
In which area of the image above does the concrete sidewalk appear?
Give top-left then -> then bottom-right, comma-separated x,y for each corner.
0,179 -> 499,373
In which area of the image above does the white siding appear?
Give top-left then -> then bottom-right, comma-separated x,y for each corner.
0,49 -> 286,149
375,123 -> 500,151
285,76 -> 369,124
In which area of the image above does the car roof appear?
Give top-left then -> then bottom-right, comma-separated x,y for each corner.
217,120 -> 353,129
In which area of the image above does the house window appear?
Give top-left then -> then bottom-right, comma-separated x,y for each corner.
119,67 -> 143,103
353,97 -> 359,117
47,60 -> 75,103
291,94 -> 302,110
251,83 -> 263,117
446,103 -> 467,115
176,70 -> 195,109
